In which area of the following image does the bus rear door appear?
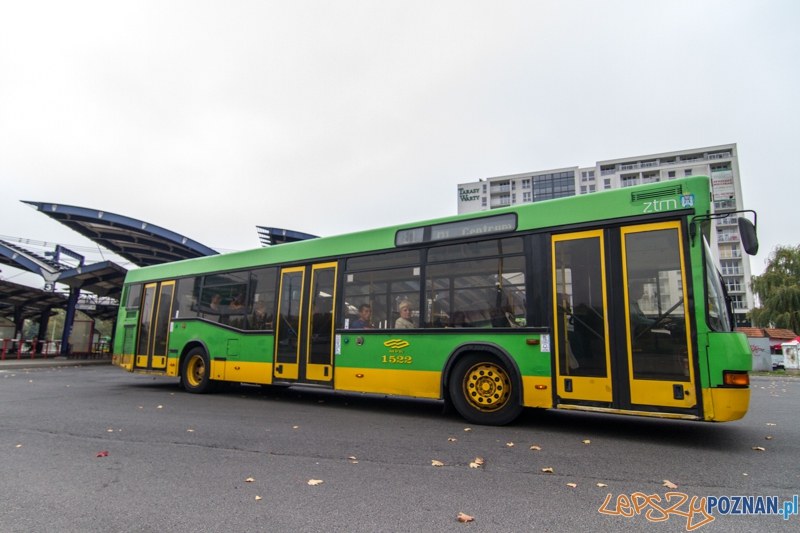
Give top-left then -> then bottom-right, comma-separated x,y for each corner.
134,280 -> 175,371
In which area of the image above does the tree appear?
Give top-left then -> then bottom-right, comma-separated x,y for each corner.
749,245 -> 800,333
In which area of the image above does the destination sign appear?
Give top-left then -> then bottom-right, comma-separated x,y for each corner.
395,213 -> 517,246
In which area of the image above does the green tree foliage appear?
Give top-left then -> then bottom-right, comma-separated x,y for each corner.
750,245 -> 800,333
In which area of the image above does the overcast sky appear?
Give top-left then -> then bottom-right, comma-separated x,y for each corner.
1,1 -> 798,289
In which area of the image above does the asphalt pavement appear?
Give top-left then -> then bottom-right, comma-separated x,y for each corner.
1,367 -> 798,533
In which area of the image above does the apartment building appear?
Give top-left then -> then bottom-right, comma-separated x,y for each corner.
456,144 -> 754,326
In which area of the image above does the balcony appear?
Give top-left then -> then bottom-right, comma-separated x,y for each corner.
600,169 -> 616,176
717,234 -> 740,243
714,199 -> 737,211
490,185 -> 511,194
719,250 -> 743,259
731,300 -> 748,309
491,196 -> 511,207
721,267 -> 744,276
708,152 -> 731,160
716,216 -> 741,227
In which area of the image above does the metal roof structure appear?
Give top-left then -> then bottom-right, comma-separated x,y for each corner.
23,201 -> 219,267
57,262 -> 128,298
0,279 -> 67,321
0,239 -> 67,284
257,226 -> 319,247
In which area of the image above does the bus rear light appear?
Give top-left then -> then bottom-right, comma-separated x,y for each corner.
723,371 -> 749,387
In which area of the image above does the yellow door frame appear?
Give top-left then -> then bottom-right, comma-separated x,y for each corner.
135,283 -> 158,369
552,230 -> 612,402
305,262 -> 337,382
274,266 -> 305,380
149,280 -> 175,370
620,221 -> 696,408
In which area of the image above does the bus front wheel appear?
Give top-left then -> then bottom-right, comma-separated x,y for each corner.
182,348 -> 216,394
449,354 -> 522,426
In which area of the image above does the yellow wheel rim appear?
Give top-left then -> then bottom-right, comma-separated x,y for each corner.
462,362 -> 512,412
186,355 -> 205,387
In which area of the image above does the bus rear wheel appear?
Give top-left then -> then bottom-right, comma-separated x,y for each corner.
182,348 -> 216,394
449,354 -> 522,426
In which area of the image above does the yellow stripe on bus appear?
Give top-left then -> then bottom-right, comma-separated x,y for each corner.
336,368 -> 441,399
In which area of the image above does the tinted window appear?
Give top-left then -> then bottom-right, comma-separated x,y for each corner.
427,237 -> 523,263
247,267 -> 277,330
346,250 -> 420,271
127,284 -> 142,310
343,266 -> 420,329
174,277 -> 201,319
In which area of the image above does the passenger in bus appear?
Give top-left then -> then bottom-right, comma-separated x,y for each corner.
628,281 -> 655,331
450,310 -> 470,328
350,304 -> 374,329
249,300 -> 272,330
395,301 -> 415,329
230,292 -> 246,310
210,293 -> 222,311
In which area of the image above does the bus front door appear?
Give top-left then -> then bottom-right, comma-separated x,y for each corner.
552,231 -> 613,403
620,222 -> 696,410
134,281 -> 175,371
274,262 -> 337,384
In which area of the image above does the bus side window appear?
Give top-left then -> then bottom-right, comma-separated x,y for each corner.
174,277 -> 200,319
247,267 -> 277,330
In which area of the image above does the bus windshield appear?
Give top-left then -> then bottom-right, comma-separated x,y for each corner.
704,237 -> 731,332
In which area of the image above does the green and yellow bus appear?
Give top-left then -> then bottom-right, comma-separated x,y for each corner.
112,176 -> 758,425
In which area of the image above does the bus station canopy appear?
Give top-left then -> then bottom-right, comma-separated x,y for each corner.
0,279 -> 68,321
56,261 -> 128,298
257,226 -> 318,247
23,201 -> 219,267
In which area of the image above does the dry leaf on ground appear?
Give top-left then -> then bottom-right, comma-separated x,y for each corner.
15,445 -> 21,448
187,429 -> 194,432
348,456 -> 356,460
767,423 -> 776,426
567,483 -> 577,488
293,426 -> 299,429
529,445 -> 541,451
255,495 -> 262,501
582,440 -> 591,444
431,460 -> 444,467
448,438 -> 457,442
506,442 -> 514,447
752,446 -> 766,451
469,458 -> 484,468
464,428 -> 472,432
765,436 -> 772,440
542,467 -> 554,473
663,480 -> 678,489
157,405 -> 163,409
307,479 -> 323,486
107,429 -> 114,433
597,483 -> 608,487
245,477 -> 255,483
95,451 -> 109,457
457,512 -> 474,523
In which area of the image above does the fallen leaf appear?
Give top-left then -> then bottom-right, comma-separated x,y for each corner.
457,512 -> 474,523
107,429 -> 114,433
448,438 -> 457,442
582,440 -> 591,444
348,456 -> 356,460
663,480 -> 678,489
95,451 -> 109,458
767,423 -> 776,426
765,436 -> 772,440
567,483 -> 577,488
187,429 -> 194,432
506,442 -> 514,447
157,405 -> 163,409
351,461 -> 358,464
431,460 -> 444,467
307,479 -> 323,486
139,406 -> 143,409
293,426 -> 299,429
529,445 -> 542,451
597,483 -> 608,487
255,495 -> 262,501
464,428 -> 472,432
542,467 -> 554,474
15,444 -> 22,448
743,473 -> 748,476
752,446 -> 766,451
245,477 -> 255,483
473,457 -> 484,466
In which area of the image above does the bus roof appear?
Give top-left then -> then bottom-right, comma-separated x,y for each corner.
124,176 -> 711,284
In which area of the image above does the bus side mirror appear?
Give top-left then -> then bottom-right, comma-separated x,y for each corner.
738,217 -> 759,255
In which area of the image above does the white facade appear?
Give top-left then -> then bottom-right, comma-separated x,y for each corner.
456,144 -> 754,325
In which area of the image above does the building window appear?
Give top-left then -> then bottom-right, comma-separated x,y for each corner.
581,171 -> 588,182
684,169 -> 693,177
511,181 -> 516,190
604,178 -> 611,190
522,192 -> 531,202
481,197 -> 487,207
668,171 -> 675,178
588,170 -> 595,179
532,171 -> 576,202
521,179 -> 530,189
482,184 -> 487,193
621,175 -> 638,188
511,193 -> 516,203
589,184 -> 596,193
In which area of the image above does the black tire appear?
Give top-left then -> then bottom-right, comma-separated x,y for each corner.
181,347 -> 216,394
448,353 -> 522,426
